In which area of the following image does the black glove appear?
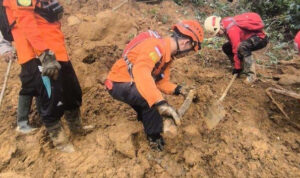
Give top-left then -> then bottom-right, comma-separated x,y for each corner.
232,69 -> 242,76
39,49 -> 61,80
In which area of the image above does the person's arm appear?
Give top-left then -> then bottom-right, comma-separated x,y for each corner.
156,66 -> 177,94
0,32 -> 13,55
227,27 -> 242,70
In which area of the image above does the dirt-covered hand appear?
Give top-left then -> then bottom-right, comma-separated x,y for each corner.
2,51 -> 16,63
157,103 -> 181,125
40,50 -> 61,80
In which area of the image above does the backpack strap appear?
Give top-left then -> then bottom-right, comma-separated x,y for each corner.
152,60 -> 171,82
224,17 -> 236,32
123,30 -> 163,85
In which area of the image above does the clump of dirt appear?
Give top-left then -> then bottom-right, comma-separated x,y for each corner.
0,0 -> 299,177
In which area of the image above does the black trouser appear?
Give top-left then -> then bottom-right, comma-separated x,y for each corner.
108,82 -> 163,136
222,35 -> 268,62
19,59 -> 82,127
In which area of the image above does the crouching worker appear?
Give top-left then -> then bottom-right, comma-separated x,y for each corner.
3,0 -> 85,152
105,20 -> 204,151
205,12 -> 269,83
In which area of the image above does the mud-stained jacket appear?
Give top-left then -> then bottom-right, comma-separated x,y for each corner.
295,31 -> 300,53
3,0 -> 68,64
107,37 -> 177,107
0,32 -> 13,55
221,17 -> 266,69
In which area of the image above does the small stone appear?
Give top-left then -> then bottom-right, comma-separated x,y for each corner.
67,16 -> 81,26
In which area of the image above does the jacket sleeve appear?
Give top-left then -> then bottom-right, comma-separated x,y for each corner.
156,66 -> 177,94
132,48 -> 164,107
227,27 -> 242,69
0,33 -> 14,55
14,2 -> 48,53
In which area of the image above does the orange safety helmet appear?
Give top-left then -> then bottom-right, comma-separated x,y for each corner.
172,20 -> 204,51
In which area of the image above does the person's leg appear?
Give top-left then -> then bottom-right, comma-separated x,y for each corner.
28,59 -> 73,152
238,35 -> 268,83
58,61 -> 85,135
17,60 -> 41,134
16,95 -> 37,133
108,82 -> 164,150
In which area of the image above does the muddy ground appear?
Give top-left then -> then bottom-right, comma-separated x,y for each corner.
0,0 -> 299,177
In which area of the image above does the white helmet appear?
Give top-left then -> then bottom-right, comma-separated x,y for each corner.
204,16 -> 222,36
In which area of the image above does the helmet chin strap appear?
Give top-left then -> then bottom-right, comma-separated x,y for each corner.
175,35 -> 180,53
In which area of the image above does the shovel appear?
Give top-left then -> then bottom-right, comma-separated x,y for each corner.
205,74 -> 238,130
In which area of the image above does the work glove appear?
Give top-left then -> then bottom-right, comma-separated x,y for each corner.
1,51 -> 16,63
156,101 -> 181,126
175,85 -> 195,97
39,49 -> 61,80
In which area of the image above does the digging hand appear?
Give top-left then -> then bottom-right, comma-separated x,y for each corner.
157,102 -> 181,126
39,49 -> 61,80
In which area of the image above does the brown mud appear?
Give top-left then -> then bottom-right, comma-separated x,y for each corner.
0,0 -> 299,177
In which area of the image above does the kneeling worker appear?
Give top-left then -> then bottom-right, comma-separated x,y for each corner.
105,20 -> 203,151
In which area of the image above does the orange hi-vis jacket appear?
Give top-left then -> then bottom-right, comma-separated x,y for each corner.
107,37 -> 177,107
3,0 -> 68,64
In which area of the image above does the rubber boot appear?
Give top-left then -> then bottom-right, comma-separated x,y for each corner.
46,121 -> 75,153
16,95 -> 37,134
243,55 -> 257,84
64,108 -> 86,136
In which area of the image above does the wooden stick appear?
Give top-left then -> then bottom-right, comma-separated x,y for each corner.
219,74 -> 237,102
266,88 -> 300,130
266,88 -> 290,120
178,89 -> 195,117
0,59 -> 12,107
267,87 -> 300,100
112,0 -> 128,11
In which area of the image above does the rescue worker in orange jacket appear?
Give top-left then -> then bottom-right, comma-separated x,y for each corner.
4,0 -> 84,152
106,20 -> 204,151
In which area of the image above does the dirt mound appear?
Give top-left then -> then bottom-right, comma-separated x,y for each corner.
78,10 -> 137,43
0,0 -> 299,177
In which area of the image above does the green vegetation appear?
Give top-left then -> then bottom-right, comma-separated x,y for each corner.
173,0 -> 299,62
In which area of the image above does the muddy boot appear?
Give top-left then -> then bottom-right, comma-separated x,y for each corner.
46,122 -> 75,153
16,95 -> 37,134
243,55 -> 257,84
147,134 -> 165,151
64,108 -> 87,136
